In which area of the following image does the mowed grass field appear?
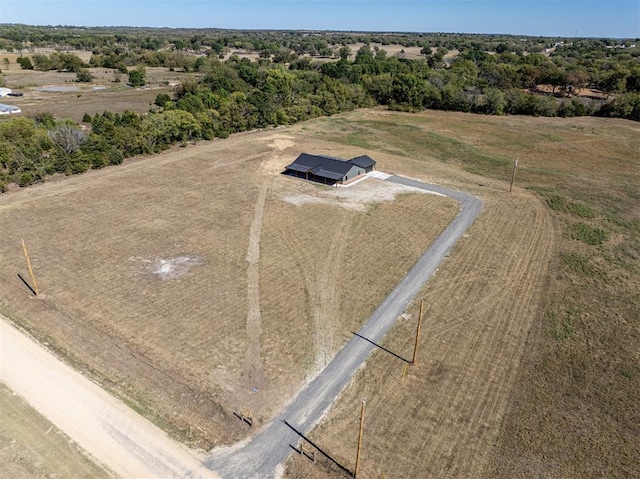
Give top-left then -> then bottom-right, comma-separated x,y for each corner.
1,107 -> 637,478
0,119 -> 457,451
282,110 -> 639,478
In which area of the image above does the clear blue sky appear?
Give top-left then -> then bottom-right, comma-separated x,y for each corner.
0,0 -> 638,38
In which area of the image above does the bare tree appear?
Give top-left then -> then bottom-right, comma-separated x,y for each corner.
49,125 -> 87,154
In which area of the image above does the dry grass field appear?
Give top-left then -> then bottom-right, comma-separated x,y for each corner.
1,50 -> 193,122
0,119 -> 457,450
1,106 -> 637,478
282,110 -> 639,478
0,382 -> 113,478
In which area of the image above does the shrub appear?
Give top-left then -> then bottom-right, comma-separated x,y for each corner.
16,56 -> 34,70
76,69 -> 94,82
154,93 -> 171,108
18,172 -> 35,187
128,66 -> 146,87
109,148 -> 124,165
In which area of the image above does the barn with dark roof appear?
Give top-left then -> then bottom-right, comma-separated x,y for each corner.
284,153 -> 376,185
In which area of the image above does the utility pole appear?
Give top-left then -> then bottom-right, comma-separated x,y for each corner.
21,239 -> 39,296
354,398 -> 366,479
412,299 -> 424,364
510,157 -> 518,192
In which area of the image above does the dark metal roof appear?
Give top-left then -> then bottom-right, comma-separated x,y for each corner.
315,169 -> 345,181
348,155 -> 376,169
285,153 -> 366,180
285,163 -> 312,174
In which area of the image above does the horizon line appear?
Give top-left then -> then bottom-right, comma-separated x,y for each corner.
1,23 -> 638,40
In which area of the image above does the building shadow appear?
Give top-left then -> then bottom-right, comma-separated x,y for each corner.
351,331 -> 411,363
283,420 -> 353,477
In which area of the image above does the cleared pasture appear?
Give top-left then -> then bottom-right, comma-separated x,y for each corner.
0,122 -> 457,449
1,108 -> 636,478
0,64 -> 191,123
283,110 -> 639,478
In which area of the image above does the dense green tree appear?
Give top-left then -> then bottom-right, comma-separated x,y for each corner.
128,66 -> 146,87
338,45 -> 351,60
154,93 -> 172,108
598,93 -> 640,121
484,88 -> 507,115
16,56 -> 33,69
31,53 -> 53,70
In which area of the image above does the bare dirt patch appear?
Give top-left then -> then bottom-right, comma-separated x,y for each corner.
148,255 -> 204,280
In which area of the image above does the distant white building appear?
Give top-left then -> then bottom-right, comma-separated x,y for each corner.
0,87 -> 12,97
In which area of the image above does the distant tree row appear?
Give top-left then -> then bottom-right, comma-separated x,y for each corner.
2,24 -> 637,61
0,24 -> 569,52
2,29 -> 640,193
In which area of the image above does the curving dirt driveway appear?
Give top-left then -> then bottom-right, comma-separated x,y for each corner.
205,175 -> 482,478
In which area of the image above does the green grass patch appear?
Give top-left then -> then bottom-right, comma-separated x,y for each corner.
566,222 -> 608,245
547,310 -> 574,341
605,213 -> 640,233
560,252 -> 604,278
546,134 -> 564,142
603,244 -> 640,274
544,194 -> 596,219
349,119 -> 512,177
522,167 -> 561,177
343,131 -> 374,148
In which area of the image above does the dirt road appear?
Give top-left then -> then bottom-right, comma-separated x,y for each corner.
205,175 -> 482,478
0,317 -> 220,479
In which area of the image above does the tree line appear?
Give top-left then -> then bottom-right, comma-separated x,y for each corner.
1,28 -> 639,192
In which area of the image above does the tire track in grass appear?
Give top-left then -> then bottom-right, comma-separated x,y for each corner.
313,214 -> 354,368
207,175 -> 483,478
242,180 -> 270,398
271,207 -> 348,371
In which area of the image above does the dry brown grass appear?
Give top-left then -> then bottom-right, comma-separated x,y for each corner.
0,122 -> 455,450
284,146 -> 557,479
1,58 -> 197,122
0,382 -> 112,478
283,110 -> 639,479
1,108 -> 637,477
